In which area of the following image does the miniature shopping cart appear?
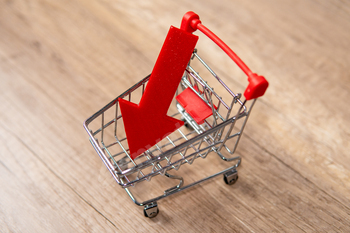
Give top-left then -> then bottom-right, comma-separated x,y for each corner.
84,12 -> 268,218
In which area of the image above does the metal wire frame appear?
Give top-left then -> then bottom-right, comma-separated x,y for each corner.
83,49 -> 257,206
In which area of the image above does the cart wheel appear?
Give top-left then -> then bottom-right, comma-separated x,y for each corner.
224,170 -> 238,185
143,202 -> 159,218
182,118 -> 194,130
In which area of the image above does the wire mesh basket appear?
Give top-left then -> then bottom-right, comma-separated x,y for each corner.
84,11 -> 268,218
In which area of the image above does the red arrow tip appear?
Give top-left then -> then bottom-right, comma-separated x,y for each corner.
119,98 -> 184,159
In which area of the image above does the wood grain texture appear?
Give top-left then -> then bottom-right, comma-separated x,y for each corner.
0,0 -> 349,232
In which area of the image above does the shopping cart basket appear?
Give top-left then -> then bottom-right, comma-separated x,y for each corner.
84,11 -> 268,218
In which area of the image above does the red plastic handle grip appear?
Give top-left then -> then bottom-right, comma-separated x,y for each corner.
180,11 -> 268,100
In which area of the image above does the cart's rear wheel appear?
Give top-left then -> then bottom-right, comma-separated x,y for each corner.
224,170 -> 238,185
143,202 -> 159,218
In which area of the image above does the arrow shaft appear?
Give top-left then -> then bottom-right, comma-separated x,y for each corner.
139,26 -> 198,113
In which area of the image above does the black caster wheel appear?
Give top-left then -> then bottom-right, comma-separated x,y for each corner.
143,202 -> 159,218
224,170 -> 238,185
180,116 -> 194,131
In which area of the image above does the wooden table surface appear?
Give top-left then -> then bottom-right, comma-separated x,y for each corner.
1,0 -> 349,232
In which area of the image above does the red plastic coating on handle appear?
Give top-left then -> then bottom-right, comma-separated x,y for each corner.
180,11 -> 268,100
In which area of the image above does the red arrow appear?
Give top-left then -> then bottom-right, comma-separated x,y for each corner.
119,26 -> 198,159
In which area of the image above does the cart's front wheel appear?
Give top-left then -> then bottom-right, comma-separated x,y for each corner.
224,170 -> 238,185
143,202 -> 159,218
181,117 -> 194,131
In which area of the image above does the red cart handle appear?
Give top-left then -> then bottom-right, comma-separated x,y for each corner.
180,11 -> 268,100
